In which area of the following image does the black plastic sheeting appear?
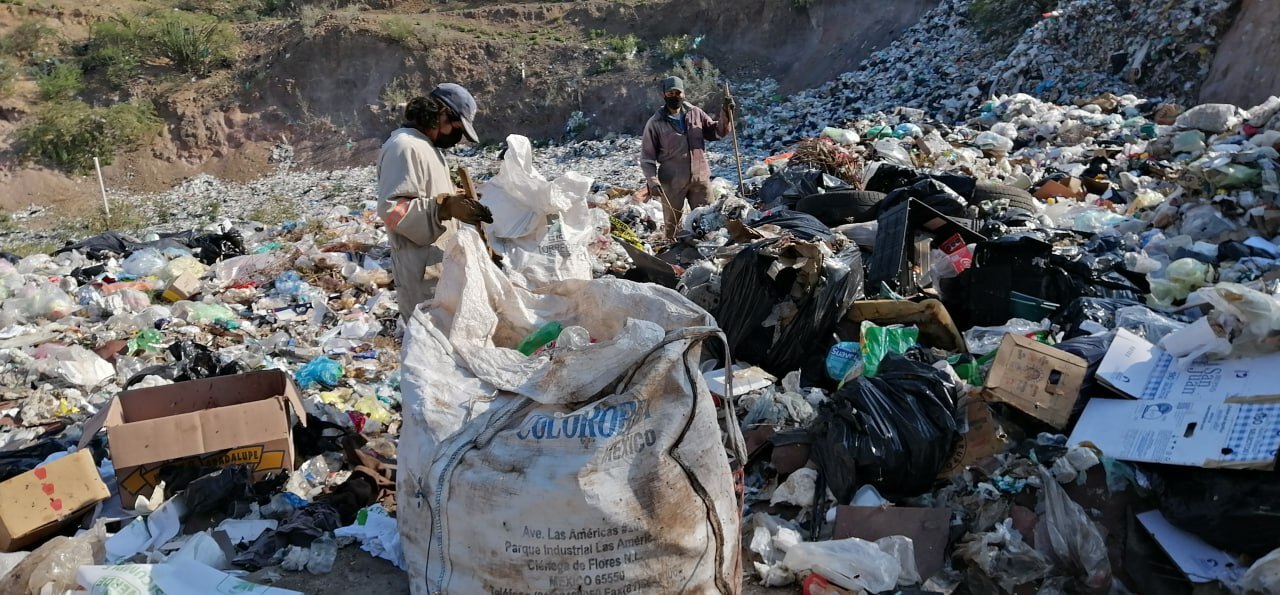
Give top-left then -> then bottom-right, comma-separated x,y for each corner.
751,208 -> 837,243
757,168 -> 850,211
54,230 -> 246,264
715,239 -> 863,377
1149,465 -> 1280,558
809,352 -> 962,502
864,163 -> 978,200
124,340 -> 250,388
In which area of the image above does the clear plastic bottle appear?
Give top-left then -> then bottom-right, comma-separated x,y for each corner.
307,533 -> 338,574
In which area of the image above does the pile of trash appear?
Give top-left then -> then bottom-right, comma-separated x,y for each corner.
2,12 -> 1280,594
735,0 -> 1237,150
683,89 -> 1280,594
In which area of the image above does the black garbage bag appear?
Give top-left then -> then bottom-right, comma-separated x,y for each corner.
941,237 -> 1075,328
190,230 -> 247,265
54,231 -> 196,260
809,353 -> 962,501
1054,297 -> 1142,340
715,239 -> 863,377
124,340 -> 251,388
168,466 -> 256,516
750,208 -> 836,243
1148,466 -> 1280,557
1052,332 -> 1117,424
233,502 -> 342,570
757,167 -> 843,210
864,163 -> 977,199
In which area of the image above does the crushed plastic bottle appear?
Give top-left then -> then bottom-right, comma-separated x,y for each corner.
307,533 -> 338,574
126,328 -> 164,354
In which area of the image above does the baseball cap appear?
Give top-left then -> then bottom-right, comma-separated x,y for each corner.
662,76 -> 685,93
430,83 -> 478,143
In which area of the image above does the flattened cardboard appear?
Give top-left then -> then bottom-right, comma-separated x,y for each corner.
0,450 -> 110,551
1068,398 -> 1280,470
983,334 -> 1088,429
1097,328 -> 1280,403
79,370 -> 306,507
1136,510 -> 1244,584
832,506 -> 950,581
938,399 -> 1007,479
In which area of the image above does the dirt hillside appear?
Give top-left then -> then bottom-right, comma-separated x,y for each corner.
0,0 -> 937,214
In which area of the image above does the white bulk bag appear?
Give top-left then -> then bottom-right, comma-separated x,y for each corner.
399,227 -> 745,594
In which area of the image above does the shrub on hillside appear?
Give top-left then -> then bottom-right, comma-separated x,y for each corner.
152,12 -> 239,76
34,62 -> 83,101
669,56 -> 721,104
0,57 -> 16,97
606,34 -> 639,59
381,17 -> 414,43
659,34 -> 689,61
18,99 -> 162,174
84,17 -> 149,86
2,20 -> 59,60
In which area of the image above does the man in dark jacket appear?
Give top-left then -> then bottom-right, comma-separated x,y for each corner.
640,76 -> 735,239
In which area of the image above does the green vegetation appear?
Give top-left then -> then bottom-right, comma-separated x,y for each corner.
606,34 -> 639,58
83,17 -> 147,87
0,57 -> 17,97
969,0 -> 1057,41
153,12 -> 239,75
82,12 -> 239,84
380,75 -> 412,105
34,62 -> 82,101
669,56 -> 721,103
1,20 -> 58,60
17,99 -> 162,174
176,0 -> 286,21
381,17 -> 414,43
659,34 -> 690,61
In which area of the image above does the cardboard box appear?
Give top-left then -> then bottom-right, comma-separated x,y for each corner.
832,505 -> 950,581
938,399 -> 1007,479
0,449 -> 110,551
162,272 -> 202,302
80,370 -> 306,507
1068,398 -> 1280,470
983,334 -> 1089,429
1098,328 -> 1280,403
1033,179 -> 1086,201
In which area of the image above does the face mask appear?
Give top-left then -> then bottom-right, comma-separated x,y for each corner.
434,127 -> 465,149
664,96 -> 682,110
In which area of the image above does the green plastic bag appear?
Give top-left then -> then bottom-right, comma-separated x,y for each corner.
859,322 -> 919,378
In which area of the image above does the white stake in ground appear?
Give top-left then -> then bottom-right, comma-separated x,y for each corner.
93,157 -> 111,219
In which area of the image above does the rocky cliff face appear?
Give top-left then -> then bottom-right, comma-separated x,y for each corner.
1200,0 -> 1280,108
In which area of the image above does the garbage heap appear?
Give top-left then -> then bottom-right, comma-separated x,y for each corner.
1,85 -> 1279,595
659,92 -> 1280,594
735,0 -> 1237,151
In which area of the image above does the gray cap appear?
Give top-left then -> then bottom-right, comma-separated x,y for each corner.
662,76 -> 685,93
429,83 -> 478,142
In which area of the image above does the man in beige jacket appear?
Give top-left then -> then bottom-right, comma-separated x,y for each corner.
377,83 -> 492,319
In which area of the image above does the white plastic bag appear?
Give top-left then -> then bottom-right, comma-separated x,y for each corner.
479,134 -> 594,288
781,536 -> 909,592
399,227 -> 745,594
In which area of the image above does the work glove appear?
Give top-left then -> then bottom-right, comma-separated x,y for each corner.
438,193 -> 493,226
